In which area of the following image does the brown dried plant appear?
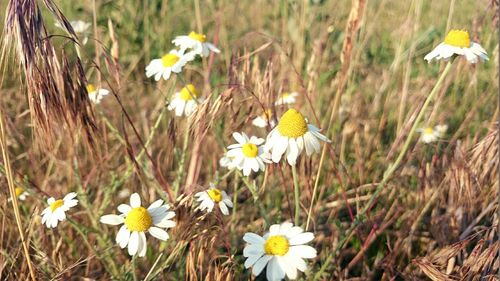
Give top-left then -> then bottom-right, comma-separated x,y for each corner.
1,0 -> 96,149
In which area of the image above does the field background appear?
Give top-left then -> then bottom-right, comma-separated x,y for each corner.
0,0 -> 498,280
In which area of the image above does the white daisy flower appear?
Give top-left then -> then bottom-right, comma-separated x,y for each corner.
172,31 -> 220,58
41,192 -> 78,228
226,132 -> 271,176
264,109 -> 330,166
8,187 -> 29,202
252,109 -> 275,128
417,124 -> 447,144
168,84 -> 204,117
145,50 -> 194,81
243,222 -> 317,281
194,183 -> 233,216
424,29 -> 488,64
86,84 -> 109,104
100,193 -> 176,257
275,92 -> 299,106
55,20 -> 91,45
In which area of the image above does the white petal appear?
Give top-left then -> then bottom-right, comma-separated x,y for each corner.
243,244 -> 264,257
219,202 -> 230,215
149,227 -> 169,241
100,215 -> 124,225
116,225 -> 130,248
267,257 -> 285,281
64,192 -> 77,201
252,255 -> 272,277
278,255 -> 297,280
128,231 -> 139,256
288,245 -> 317,259
130,193 -> 141,208
269,224 -> 280,235
243,233 -> 265,244
289,232 -> 315,245
137,231 -> 147,257
118,204 -> 132,215
148,199 -> 164,210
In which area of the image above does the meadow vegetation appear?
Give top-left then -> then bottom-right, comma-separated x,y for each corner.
0,0 -> 498,280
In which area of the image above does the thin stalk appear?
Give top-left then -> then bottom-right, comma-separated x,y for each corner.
314,61 -> 453,279
173,119 -> 191,196
239,171 -> 270,226
291,165 -> 300,226
305,143 -> 327,230
0,112 -> 36,280
144,253 -> 163,281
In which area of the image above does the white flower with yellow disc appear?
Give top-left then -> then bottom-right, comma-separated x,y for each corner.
243,222 -> 317,281
194,183 -> 233,216
41,192 -> 78,228
275,92 -> 299,106
264,109 -> 330,166
145,50 -> 195,81
417,124 -> 447,144
252,109 -> 275,128
172,31 -> 220,57
100,193 -> 176,257
8,187 -> 29,201
424,29 -> 488,64
226,132 -> 271,176
168,84 -> 204,117
86,84 -> 109,104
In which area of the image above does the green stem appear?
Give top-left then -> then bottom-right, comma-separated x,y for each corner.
173,119 -> 191,196
314,61 -> 453,280
240,172 -> 270,226
291,165 -> 300,226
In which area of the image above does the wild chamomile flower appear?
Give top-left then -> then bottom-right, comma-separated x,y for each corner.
194,183 -> 233,215
55,20 -> 91,45
243,222 -> 317,281
8,187 -> 29,202
86,84 -> 109,104
417,124 -> 448,144
145,50 -> 194,81
424,29 -> 488,64
264,109 -> 330,166
172,31 -> 220,57
100,193 -> 176,257
168,84 -> 204,117
252,109 -> 275,128
41,192 -> 78,228
275,92 -> 299,106
226,132 -> 271,176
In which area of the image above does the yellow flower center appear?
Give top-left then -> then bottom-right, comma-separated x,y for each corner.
161,54 -> 180,67
264,235 -> 290,256
207,188 -> 222,202
242,143 -> 258,158
50,199 -> 64,212
281,92 -> 290,98
124,207 -> 153,232
423,127 -> 434,135
86,84 -> 96,93
189,31 -> 206,42
179,84 -> 199,101
15,187 -> 24,197
444,29 -> 470,48
277,109 -> 308,138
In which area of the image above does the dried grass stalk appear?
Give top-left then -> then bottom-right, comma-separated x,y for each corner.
1,0 -> 96,149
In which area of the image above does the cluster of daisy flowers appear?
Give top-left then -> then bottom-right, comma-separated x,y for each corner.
11,27 -> 488,281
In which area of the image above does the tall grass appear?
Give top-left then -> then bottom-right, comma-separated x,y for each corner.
0,0 -> 498,280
